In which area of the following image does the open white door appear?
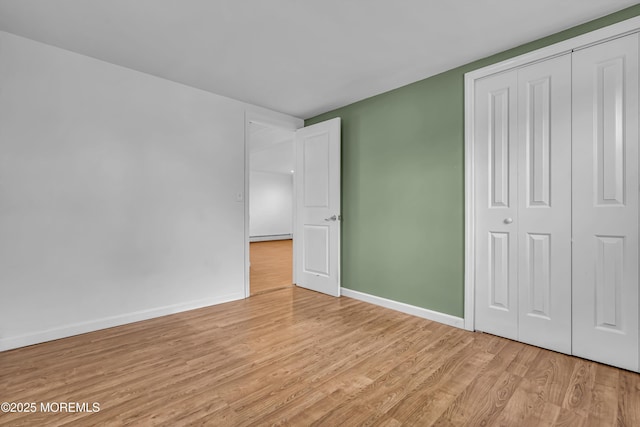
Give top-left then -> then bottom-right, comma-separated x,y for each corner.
294,118 -> 341,297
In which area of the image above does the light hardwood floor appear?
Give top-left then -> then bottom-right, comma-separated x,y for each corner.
250,239 -> 293,295
1,286 -> 639,426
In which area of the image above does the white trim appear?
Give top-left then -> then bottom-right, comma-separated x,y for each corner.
250,234 -> 293,242
464,72 -> 476,331
291,134 -> 298,288
0,293 -> 244,352
341,288 -> 464,329
464,15 -> 640,333
466,16 -> 640,82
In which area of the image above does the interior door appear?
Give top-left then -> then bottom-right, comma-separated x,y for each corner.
294,118 -> 341,297
572,34 -> 639,371
474,57 -> 572,351
516,55 -> 572,354
474,71 -> 519,340
516,55 -> 571,354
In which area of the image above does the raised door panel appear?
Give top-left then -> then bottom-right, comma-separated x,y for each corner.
572,34 -> 639,371
526,233 -> 551,317
517,55 -> 572,354
489,232 -> 511,309
303,135 -> 330,208
490,89 -> 511,208
303,225 -> 330,276
474,71 -> 519,340
596,57 -> 626,206
595,236 -> 624,330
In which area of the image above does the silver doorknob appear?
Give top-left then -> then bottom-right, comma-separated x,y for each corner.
504,217 -> 513,224
324,215 -> 338,222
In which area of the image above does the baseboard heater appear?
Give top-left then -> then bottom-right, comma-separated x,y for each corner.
250,234 -> 293,242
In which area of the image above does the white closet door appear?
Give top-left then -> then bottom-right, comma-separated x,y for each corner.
474,71 -> 519,340
517,55 -> 572,353
572,34 -> 639,371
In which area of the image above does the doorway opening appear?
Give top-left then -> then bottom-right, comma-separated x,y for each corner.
248,122 -> 295,296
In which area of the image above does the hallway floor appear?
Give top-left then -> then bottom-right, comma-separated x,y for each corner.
249,239 -> 293,295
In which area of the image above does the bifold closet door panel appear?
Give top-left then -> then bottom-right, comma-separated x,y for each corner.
474,71 -> 519,340
572,33 -> 639,371
517,55 -> 572,354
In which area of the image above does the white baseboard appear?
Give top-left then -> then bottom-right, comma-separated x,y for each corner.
250,234 -> 292,242
0,292 -> 244,352
340,288 -> 465,329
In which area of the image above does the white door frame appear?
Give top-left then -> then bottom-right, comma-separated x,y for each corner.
244,110 -> 303,298
463,15 -> 640,331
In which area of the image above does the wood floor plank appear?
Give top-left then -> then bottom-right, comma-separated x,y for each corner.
303,329 -> 473,426
562,361 -> 597,417
431,340 -> 524,426
226,319 -> 424,422
526,351 -> 577,408
586,382 -> 618,427
1,286 -> 639,426
233,317 -> 445,425
506,345 -> 541,377
617,370 -> 640,426
383,334 -> 497,426
554,407 -> 587,427
250,239 -> 293,295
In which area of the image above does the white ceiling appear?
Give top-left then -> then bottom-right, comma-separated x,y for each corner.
249,123 -> 294,153
251,142 -> 294,175
0,1 -> 637,119
250,123 -> 294,175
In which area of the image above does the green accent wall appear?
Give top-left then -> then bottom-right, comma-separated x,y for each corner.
306,5 -> 640,318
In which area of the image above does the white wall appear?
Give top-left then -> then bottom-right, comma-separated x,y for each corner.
0,31 -> 302,350
250,171 -> 293,237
